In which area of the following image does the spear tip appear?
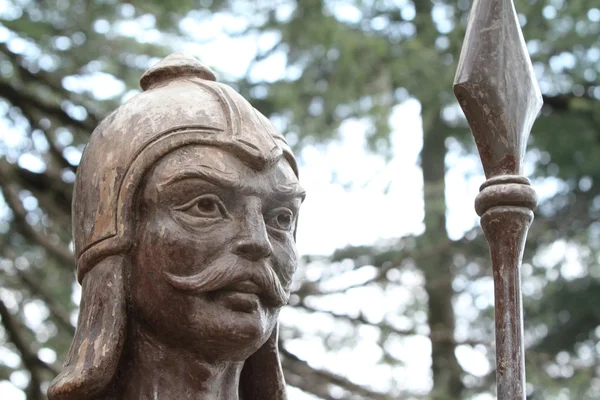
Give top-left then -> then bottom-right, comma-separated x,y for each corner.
454,0 -> 543,178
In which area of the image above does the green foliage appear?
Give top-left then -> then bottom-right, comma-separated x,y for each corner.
0,0 -> 599,399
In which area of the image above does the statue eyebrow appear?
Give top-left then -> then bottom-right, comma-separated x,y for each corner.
157,166 -> 239,189
157,165 -> 305,200
273,183 -> 306,201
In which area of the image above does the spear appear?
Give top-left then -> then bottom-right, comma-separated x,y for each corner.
453,1 -> 542,399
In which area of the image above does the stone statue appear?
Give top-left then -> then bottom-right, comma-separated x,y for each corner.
48,53 -> 304,400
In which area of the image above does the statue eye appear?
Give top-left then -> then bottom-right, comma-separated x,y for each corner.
176,194 -> 226,218
267,208 -> 294,232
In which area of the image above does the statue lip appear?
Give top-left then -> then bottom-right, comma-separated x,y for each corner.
217,278 -> 285,309
215,280 -> 264,313
220,280 -> 263,296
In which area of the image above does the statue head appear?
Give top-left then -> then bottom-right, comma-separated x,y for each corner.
48,53 -> 304,399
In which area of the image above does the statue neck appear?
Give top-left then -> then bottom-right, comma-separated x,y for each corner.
117,324 -> 244,400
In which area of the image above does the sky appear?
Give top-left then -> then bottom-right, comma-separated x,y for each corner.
0,2 -> 568,399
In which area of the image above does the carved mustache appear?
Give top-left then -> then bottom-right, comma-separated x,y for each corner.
163,256 -> 289,308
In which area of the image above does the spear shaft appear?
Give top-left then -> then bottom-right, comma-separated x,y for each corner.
453,1 -> 542,398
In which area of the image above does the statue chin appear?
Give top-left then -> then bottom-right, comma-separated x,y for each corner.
129,290 -> 279,363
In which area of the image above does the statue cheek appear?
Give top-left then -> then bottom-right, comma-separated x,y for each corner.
271,240 -> 298,289
137,213 -> 232,276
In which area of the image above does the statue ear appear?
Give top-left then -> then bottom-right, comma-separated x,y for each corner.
239,322 -> 287,400
48,255 -> 127,400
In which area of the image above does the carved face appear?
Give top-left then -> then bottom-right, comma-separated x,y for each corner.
130,145 -> 304,361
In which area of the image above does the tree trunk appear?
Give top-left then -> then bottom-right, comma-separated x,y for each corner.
419,108 -> 464,399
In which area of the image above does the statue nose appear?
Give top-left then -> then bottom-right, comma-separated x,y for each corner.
233,238 -> 273,262
233,205 -> 273,262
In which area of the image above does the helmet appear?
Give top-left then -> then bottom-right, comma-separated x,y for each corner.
73,52 -> 298,282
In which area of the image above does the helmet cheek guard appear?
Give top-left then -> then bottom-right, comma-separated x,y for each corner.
48,255 -> 127,400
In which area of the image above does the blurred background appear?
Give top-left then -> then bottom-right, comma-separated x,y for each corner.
0,0 -> 599,399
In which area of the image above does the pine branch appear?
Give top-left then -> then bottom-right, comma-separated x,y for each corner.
285,373 -> 333,400
16,268 -> 75,336
295,239 -> 454,298
0,42 -> 103,128
280,346 -> 401,400
16,104 -> 78,173
1,158 -> 73,213
297,301 -> 418,337
0,79 -> 94,132
296,302 -> 484,349
0,42 -> 67,97
0,180 -> 74,267
0,298 -> 59,400
542,90 -> 598,113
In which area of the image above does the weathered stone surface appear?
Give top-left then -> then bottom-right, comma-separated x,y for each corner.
48,53 -> 304,400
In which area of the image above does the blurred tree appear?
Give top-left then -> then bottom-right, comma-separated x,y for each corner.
0,0 -> 599,399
